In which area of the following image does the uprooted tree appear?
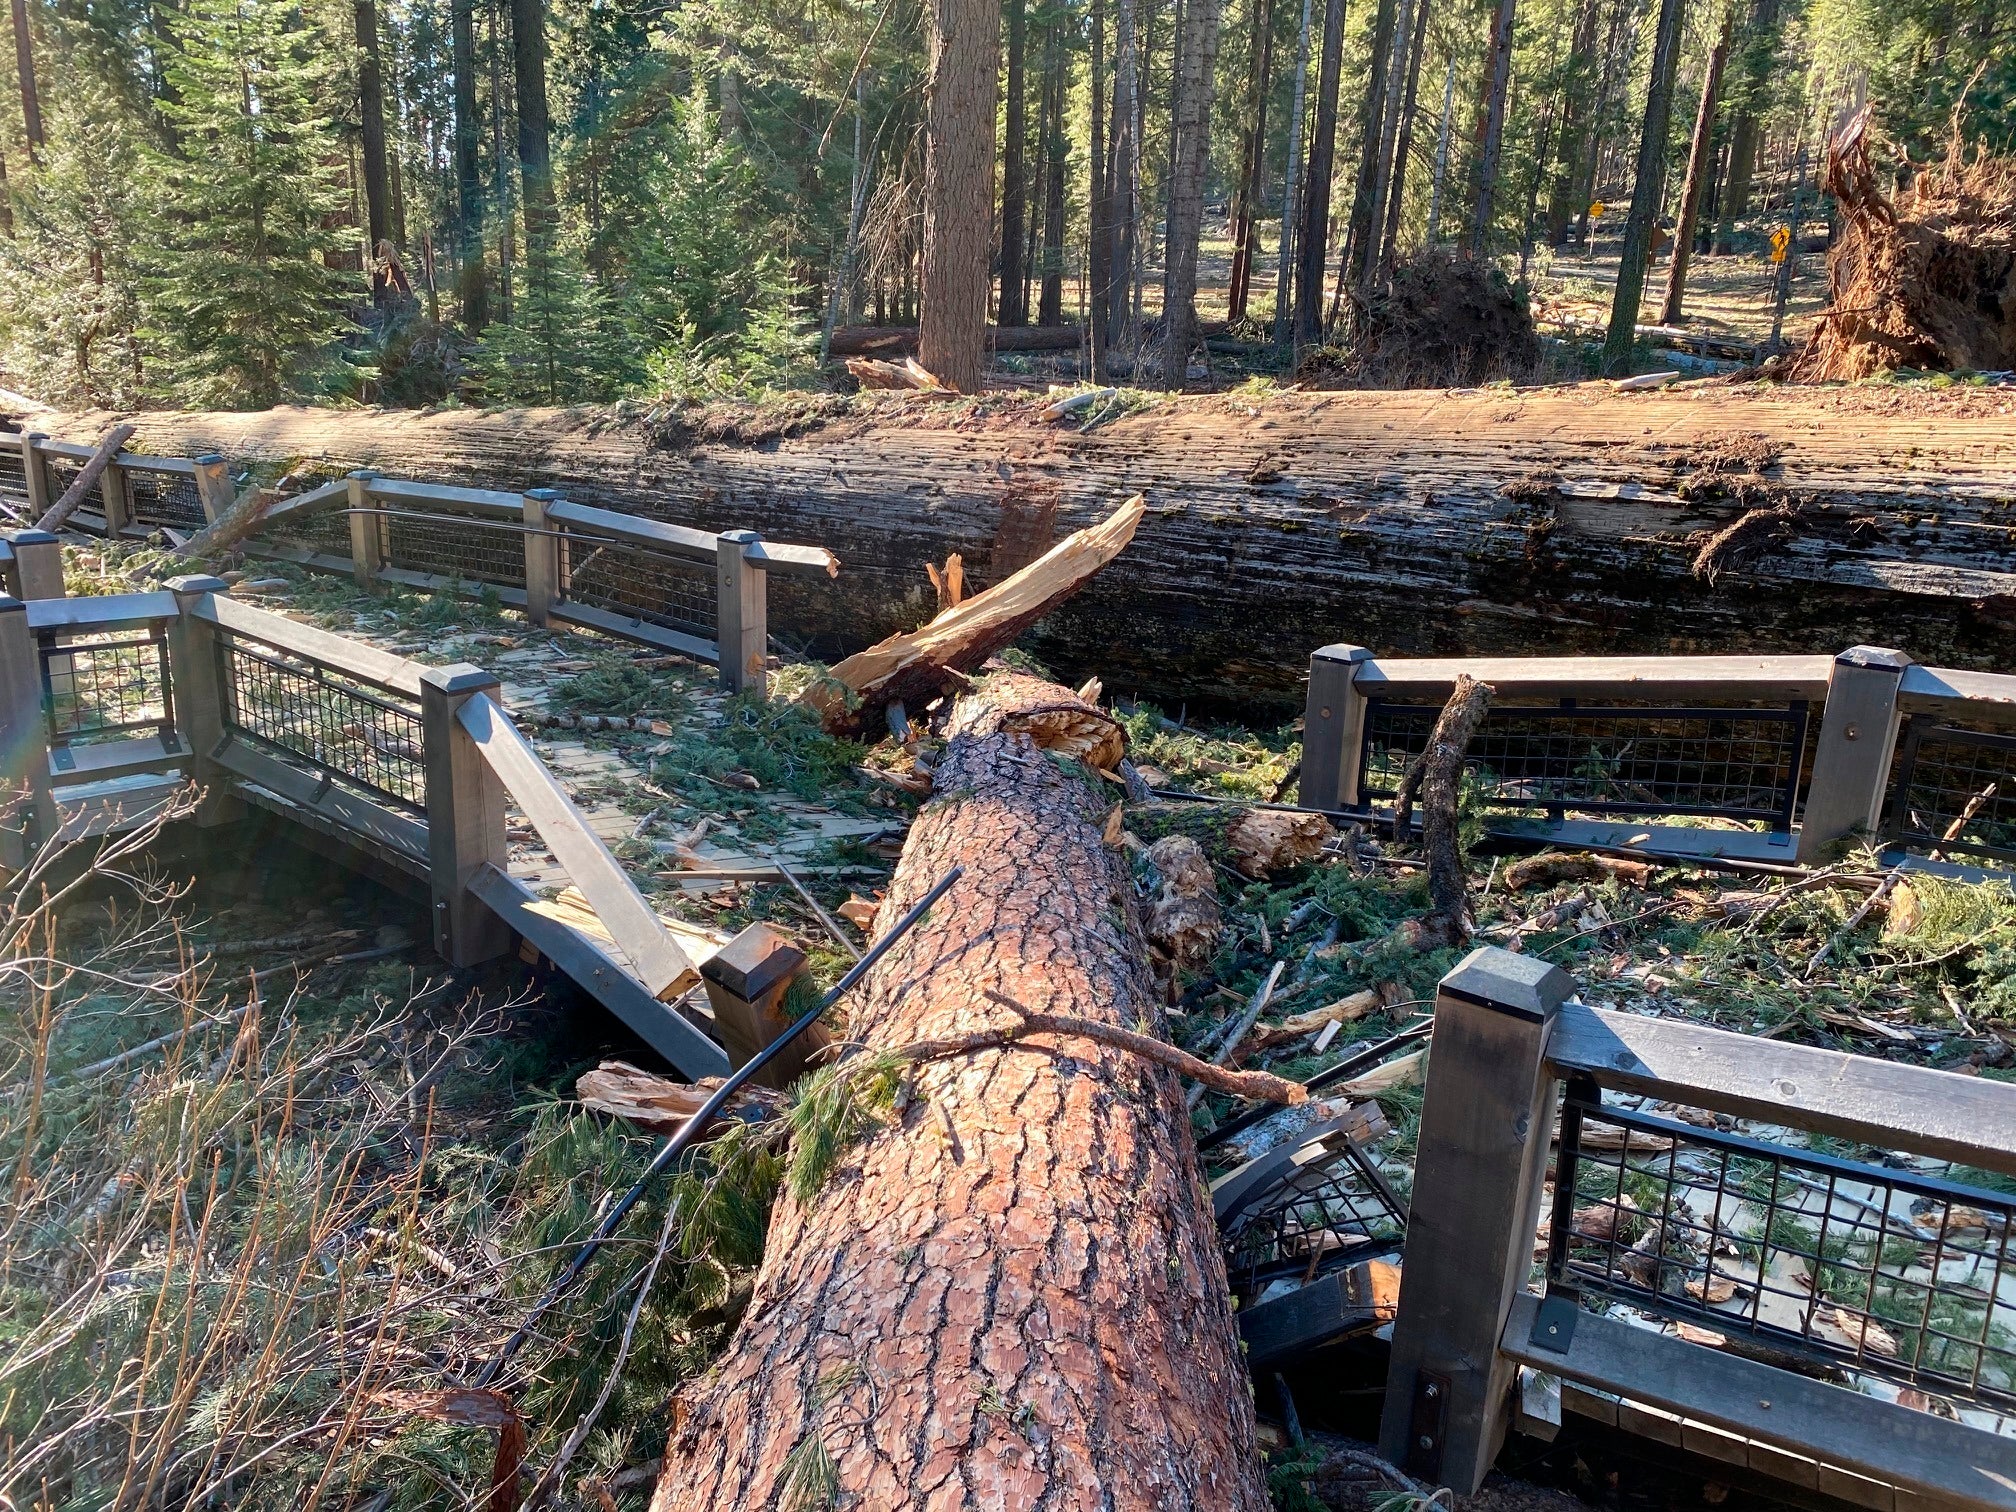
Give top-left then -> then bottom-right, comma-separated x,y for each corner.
650,672 -> 1272,1510
1793,105 -> 2016,382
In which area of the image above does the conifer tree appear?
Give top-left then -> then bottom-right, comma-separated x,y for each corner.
143,0 -> 358,407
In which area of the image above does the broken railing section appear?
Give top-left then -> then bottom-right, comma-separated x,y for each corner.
1383,944 -> 2016,1507
0,429 -> 226,537
255,470 -> 838,695
0,577 -> 735,1077
1303,641 -> 2016,872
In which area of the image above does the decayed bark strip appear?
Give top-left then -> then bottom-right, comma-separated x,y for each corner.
36,423 -> 136,531
1392,672 -> 1492,950
651,671 -> 1270,1511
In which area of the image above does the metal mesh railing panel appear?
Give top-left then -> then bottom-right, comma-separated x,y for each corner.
1885,719 -> 2016,862
273,507 -> 355,559
125,468 -> 208,532
382,511 -> 527,589
1546,1085 -> 2016,1414
1219,1131 -> 1408,1301
217,635 -> 427,812
41,457 -> 90,517
1361,701 -> 1812,829
561,531 -> 716,638
40,629 -> 175,744
0,444 -> 29,511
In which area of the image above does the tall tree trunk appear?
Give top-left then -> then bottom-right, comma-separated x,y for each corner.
1161,0 -> 1222,383
1599,0 -> 1686,373
1225,0 -> 1276,322
1711,110 -> 1757,251
1039,25 -> 1067,325
1105,0 -> 1140,361
1541,0 -> 1605,243
356,0 -> 394,302
920,0 -> 1000,391
1574,0 -> 1642,249
1291,0 -> 1345,348
510,0 -> 555,237
999,0 -> 1029,325
1423,51 -> 1454,244
1658,2 -> 1731,324
488,0 -> 513,321
10,0 -> 40,162
1340,0 -> 1400,301
1359,0 -> 1418,294
1377,0 -> 1432,273
1466,0 -> 1518,255
453,0 -> 489,328
1271,0 -> 1313,345
647,673 -> 1273,1512
822,76 -> 872,362
1089,0 -> 1112,366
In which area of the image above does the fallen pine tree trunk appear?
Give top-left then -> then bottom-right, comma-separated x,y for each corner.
649,671 -> 1271,1511
36,384 -> 2016,707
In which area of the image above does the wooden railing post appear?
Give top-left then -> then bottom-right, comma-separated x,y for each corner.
192,453 -> 234,524
164,574 -> 243,827
700,922 -> 828,1088
19,433 -> 51,520
100,456 -> 130,536
0,594 -> 54,868
1796,645 -> 1910,864
9,531 -> 64,601
1378,946 -> 1575,1492
715,529 -> 766,697
522,488 -> 560,627
346,470 -> 385,589
419,665 -> 510,967
1300,643 -> 1374,811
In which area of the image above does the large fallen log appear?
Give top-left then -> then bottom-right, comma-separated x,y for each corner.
649,671 -> 1270,1511
39,385 -> 2016,707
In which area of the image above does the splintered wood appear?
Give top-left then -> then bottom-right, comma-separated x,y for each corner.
798,494 -> 1147,738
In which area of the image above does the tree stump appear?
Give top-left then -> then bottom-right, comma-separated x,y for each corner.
650,671 -> 1269,1511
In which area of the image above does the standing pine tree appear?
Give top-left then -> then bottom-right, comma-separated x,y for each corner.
144,0 -> 358,407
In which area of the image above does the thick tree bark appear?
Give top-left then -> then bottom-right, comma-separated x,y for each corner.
648,672 -> 1271,1512
1161,0 -> 1223,384
999,0 -> 1029,327
1599,0 -> 1686,375
356,0 -> 394,299
1658,3 -> 1732,324
1292,0 -> 1345,348
452,0 -> 488,328
59,388 -> 2016,708
921,0 -> 1000,391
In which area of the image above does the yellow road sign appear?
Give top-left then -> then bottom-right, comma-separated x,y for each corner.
1589,201 -> 1606,219
1769,225 -> 1791,263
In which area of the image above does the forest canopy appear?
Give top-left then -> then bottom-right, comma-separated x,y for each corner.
0,0 -> 2006,409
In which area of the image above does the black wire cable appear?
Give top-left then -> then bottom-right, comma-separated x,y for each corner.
473,864 -> 964,1386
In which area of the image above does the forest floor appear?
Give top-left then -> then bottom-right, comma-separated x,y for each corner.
5,545 -> 2014,1508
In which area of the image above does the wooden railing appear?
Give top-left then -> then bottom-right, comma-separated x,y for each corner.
0,576 -> 731,1077
0,432 -> 839,696
1383,946 -> 2016,1506
1303,642 -> 2016,871
0,429 -> 230,536
254,471 -> 837,695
